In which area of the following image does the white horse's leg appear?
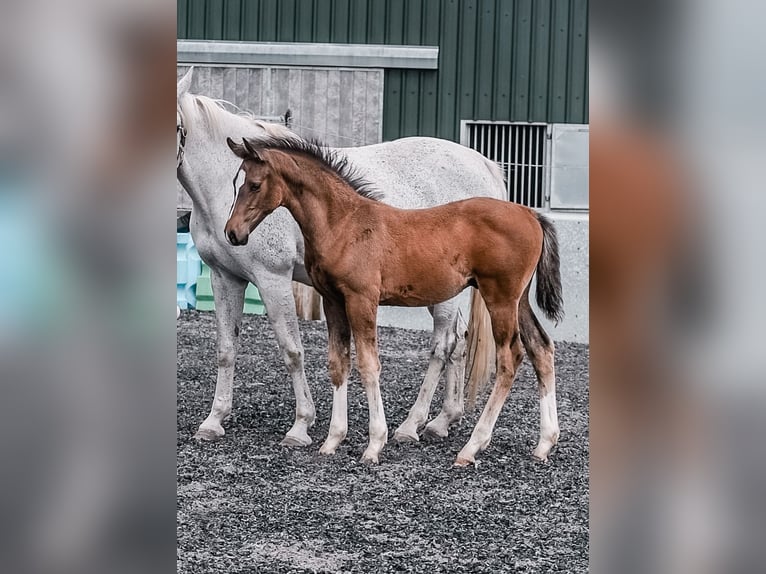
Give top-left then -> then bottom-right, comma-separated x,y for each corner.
255,268 -> 316,446
195,267 -> 247,441
393,300 -> 459,442
424,310 -> 467,438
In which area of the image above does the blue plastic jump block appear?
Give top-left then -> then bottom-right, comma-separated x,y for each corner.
177,232 -> 202,309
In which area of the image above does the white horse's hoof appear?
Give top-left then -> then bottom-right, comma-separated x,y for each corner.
422,421 -> 449,439
318,442 -> 338,456
361,450 -> 380,464
280,432 -> 312,447
194,424 -> 224,441
393,428 -> 419,443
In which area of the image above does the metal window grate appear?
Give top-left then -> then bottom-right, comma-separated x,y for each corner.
461,121 -> 549,209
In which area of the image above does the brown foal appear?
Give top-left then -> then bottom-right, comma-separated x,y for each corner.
224,137 -> 563,466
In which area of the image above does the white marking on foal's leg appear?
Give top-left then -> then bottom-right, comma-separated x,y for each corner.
319,382 -> 348,455
532,372 -> 560,462
361,375 -> 388,464
455,341 -> 520,466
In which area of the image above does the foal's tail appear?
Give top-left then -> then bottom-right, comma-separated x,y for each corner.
465,288 -> 495,410
535,213 -> 564,324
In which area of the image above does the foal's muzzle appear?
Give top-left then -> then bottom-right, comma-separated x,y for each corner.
226,227 -> 249,246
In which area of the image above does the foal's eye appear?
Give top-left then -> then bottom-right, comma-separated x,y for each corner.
250,183 -> 260,192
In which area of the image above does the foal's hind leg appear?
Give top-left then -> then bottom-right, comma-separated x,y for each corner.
255,268 -> 315,446
394,300 -> 460,442
195,268 -> 247,441
519,296 -> 560,462
455,300 -> 524,466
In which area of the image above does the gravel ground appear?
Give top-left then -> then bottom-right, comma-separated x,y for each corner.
177,310 -> 589,573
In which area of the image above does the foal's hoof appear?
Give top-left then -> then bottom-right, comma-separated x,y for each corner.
280,432 -> 312,447
194,424 -> 225,441
393,428 -> 419,443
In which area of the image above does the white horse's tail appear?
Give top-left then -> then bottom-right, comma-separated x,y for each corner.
465,288 -> 495,409
292,283 -> 322,320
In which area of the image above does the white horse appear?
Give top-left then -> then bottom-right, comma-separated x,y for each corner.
176,67 -> 499,448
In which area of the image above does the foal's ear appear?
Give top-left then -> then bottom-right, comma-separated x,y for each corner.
226,137 -> 249,159
242,138 -> 265,162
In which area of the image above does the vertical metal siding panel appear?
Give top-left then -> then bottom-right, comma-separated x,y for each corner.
349,0 -> 369,43
549,0 -> 570,122
258,0 -> 278,41
314,0 -> 332,42
387,0 -> 405,44
277,0 -> 297,42
178,0 -> 189,39
530,0 -> 552,122
221,1 -> 240,40
418,71 -> 438,137
512,0 -> 533,120
367,0 -> 386,43
436,0 -> 460,141
186,0 -> 207,39
568,0 -> 588,123
405,0 -> 424,44
402,70 -> 421,137
492,0 -> 513,121
241,0 -> 260,41
205,0 -> 224,40
422,0 -> 441,45
474,0 -> 496,120
295,1 -> 315,42
331,0 -> 351,43
383,70 -> 403,141
458,0 -> 478,128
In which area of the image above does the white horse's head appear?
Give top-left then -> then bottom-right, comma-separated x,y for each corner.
176,67 -> 194,168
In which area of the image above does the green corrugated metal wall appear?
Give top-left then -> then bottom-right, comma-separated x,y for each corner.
178,0 -> 588,142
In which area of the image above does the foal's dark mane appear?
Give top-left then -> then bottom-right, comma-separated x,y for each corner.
246,136 -> 383,201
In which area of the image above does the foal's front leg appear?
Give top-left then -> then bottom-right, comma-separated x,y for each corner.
318,298 -> 352,456
346,295 -> 388,463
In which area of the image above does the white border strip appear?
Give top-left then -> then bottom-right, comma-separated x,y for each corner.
178,40 -> 439,70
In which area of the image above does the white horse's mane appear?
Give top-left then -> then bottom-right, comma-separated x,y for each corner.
179,93 -> 296,142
